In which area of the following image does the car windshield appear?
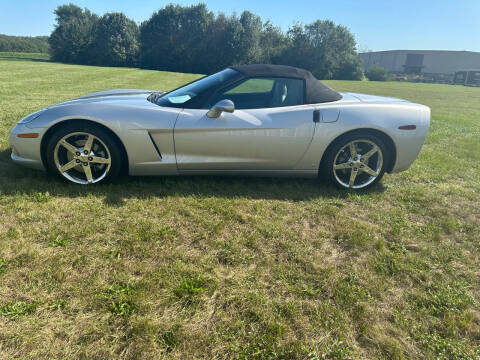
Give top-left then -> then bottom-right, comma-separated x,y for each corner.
156,68 -> 240,107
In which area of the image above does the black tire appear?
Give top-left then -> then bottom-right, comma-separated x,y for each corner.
45,122 -> 123,184
320,132 -> 390,191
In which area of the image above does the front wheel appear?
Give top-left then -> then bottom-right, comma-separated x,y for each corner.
322,133 -> 389,191
45,123 -> 123,184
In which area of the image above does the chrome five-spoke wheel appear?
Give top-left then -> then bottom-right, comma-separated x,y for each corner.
53,132 -> 112,184
332,139 -> 384,189
321,133 -> 389,191
46,123 -> 122,185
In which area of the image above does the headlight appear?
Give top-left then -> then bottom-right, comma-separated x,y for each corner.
18,109 -> 45,124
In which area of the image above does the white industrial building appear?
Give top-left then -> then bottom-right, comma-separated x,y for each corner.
359,50 -> 480,78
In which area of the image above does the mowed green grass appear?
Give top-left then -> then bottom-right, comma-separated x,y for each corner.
0,58 -> 479,360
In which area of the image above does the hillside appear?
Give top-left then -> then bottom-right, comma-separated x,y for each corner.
0,34 -> 50,53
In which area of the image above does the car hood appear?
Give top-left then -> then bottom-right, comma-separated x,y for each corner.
77,88 -> 157,99
48,89 -> 166,108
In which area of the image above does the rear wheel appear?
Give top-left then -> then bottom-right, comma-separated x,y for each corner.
322,133 -> 389,190
46,123 -> 122,184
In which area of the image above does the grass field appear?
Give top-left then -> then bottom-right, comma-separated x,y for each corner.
0,51 -> 50,61
0,57 -> 479,360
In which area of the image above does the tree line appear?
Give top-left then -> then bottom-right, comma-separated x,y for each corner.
0,34 -> 50,53
48,3 -> 364,80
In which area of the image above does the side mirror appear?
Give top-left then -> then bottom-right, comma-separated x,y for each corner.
207,99 -> 234,118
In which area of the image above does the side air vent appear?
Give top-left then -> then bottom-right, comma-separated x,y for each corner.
148,132 -> 162,159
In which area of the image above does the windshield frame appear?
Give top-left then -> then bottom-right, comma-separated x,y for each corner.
155,68 -> 243,109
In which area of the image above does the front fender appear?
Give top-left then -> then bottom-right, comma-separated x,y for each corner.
29,103 -> 181,175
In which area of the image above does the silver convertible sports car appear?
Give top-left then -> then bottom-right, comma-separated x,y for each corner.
10,64 -> 430,190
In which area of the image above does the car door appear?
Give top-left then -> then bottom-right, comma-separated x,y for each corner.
174,77 -> 317,171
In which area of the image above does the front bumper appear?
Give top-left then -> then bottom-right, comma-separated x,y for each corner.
9,123 -> 45,171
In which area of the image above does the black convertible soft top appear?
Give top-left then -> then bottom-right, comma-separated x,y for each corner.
230,64 -> 342,104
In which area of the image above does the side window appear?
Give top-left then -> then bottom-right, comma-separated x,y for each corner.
226,78 -> 274,94
210,77 -> 304,110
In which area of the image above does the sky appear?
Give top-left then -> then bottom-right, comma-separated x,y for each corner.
1,0 -> 479,52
